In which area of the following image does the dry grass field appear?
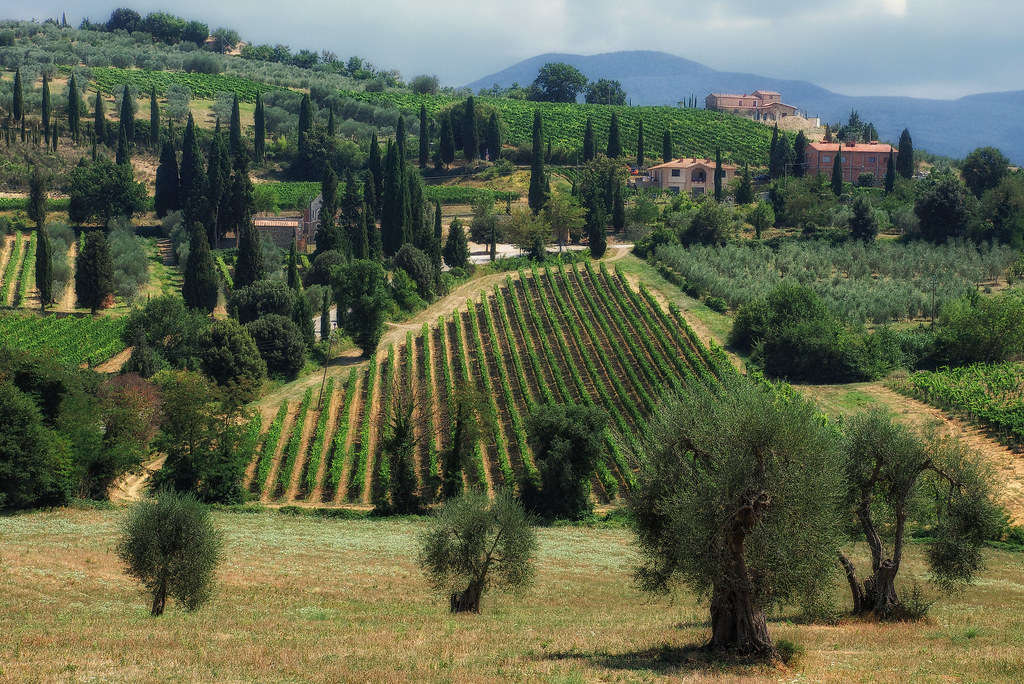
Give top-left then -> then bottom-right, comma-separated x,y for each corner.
2,506 -> 1023,682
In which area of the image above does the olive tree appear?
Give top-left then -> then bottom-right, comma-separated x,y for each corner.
838,410 -> 1002,620
116,489 -> 222,616
418,490 -> 537,613
630,376 -> 845,658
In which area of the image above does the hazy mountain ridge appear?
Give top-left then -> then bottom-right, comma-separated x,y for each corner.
465,51 -> 1024,162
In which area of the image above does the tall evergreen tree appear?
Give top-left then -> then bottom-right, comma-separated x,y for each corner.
178,114 -> 208,231
362,170 -> 377,220
341,169 -> 360,245
606,112 -> 621,158
27,167 -> 46,229
438,116 -> 455,168
896,128 -> 914,179
317,165 -> 340,254
368,207 -> 383,261
431,200 -> 443,280
662,128 -> 672,162
408,167 -> 427,249
768,124 -> 782,178
353,203 -> 370,260
443,217 -> 469,268
885,149 -> 896,194
41,74 -> 50,145
118,85 -> 134,151
229,94 -> 242,160
149,86 -> 159,147
297,94 -> 312,157
395,113 -> 407,167
396,116 -> 411,237
381,140 -> 404,255
462,97 -> 478,163
205,129 -> 230,246
116,123 -> 130,165
287,240 -> 300,289
12,68 -> 22,122
182,224 -> 219,312
253,93 -> 265,162
67,74 -> 81,143
528,111 -> 548,213
714,147 -> 724,201
234,220 -> 264,288
583,117 -> 595,162
832,145 -> 844,196
327,107 -> 335,137
227,156 -> 254,247
736,163 -> 753,204
154,140 -> 180,218
486,111 -> 501,162
75,230 -> 114,315
635,119 -> 645,168
418,104 -> 429,168
586,193 -> 607,258
93,90 -> 105,142
35,223 -> 52,311
612,181 -> 625,233
792,130 -> 807,177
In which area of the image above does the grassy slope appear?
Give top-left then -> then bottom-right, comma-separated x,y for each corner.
1,507 -> 1022,682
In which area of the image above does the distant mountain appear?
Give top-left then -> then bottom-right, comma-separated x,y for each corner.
465,51 -> 1024,163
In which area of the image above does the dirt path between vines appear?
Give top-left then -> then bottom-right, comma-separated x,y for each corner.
57,240 -> 77,311
93,347 -> 133,373
109,455 -> 167,503
334,371 -> 363,504
260,408 -> 296,503
308,383 -> 341,503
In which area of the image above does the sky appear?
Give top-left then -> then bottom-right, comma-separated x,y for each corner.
4,0 -> 1022,98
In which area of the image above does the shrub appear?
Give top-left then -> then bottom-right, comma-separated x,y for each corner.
229,279 -> 295,323
704,296 -> 727,313
245,314 -> 306,379
116,489 -> 222,616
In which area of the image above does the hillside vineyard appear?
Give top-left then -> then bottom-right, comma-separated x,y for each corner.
243,263 -> 733,504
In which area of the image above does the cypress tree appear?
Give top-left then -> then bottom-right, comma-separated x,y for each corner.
381,140 -> 404,255
662,129 -> 672,162
354,203 -> 370,260
395,114 -> 407,166
586,194 -> 607,258
179,114 -> 208,231
768,124 -> 782,178
67,74 -> 81,143
606,112 -> 621,158
832,145 -> 844,196
714,147 -> 723,202
327,107 -> 335,136
528,111 -> 548,213
51,123 -> 58,152
41,74 -> 50,145
486,111 -> 501,162
75,230 -> 114,315
227,156 -> 254,248
27,167 -> 47,228
431,200 -> 442,279
368,207 -> 383,261
362,169 -> 376,219
462,97 -> 478,163
205,129 -> 229,246
12,68 -> 22,122
253,92 -> 265,162
317,165 -> 340,254
896,129 -> 914,179
287,240 -> 300,289
154,140 -> 180,218
438,116 -> 455,168
235,220 -> 265,288
149,86 -> 159,147
792,130 -> 807,177
396,116 -> 411,238
736,163 -> 753,204
116,123 -> 129,165
443,217 -> 469,268
408,167 -> 426,249
297,94 -> 312,156
182,224 -> 219,312
93,90 -> 105,143
36,223 -> 52,311
118,85 -> 134,150
229,94 -> 242,160
636,119 -> 644,168
885,149 -> 896,194
418,104 -> 429,168
583,118 -> 595,162
612,181 -> 625,234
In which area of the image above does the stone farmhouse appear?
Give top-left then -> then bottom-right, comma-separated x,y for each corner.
804,141 -> 894,183
646,157 -> 740,197
705,90 -> 800,122
252,194 -> 322,251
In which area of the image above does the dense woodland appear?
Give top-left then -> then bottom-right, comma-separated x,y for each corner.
1,7 -> 1023,669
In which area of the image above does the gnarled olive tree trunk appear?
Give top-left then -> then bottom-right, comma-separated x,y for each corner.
449,580 -> 483,613
838,498 -> 907,619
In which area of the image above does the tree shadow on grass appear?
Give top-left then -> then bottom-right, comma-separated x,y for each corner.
543,642 -> 774,676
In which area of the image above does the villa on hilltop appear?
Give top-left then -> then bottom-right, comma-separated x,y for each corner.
705,90 -> 800,122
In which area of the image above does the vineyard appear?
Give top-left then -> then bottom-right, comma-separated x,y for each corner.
890,363 -> 1024,449
339,90 -> 777,166
0,312 -> 126,367
649,240 -> 1019,323
243,262 -> 733,505
260,181 -> 519,211
77,67 -> 284,102
0,231 -> 34,307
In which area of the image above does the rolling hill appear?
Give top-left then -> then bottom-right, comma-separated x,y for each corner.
465,51 -> 1024,163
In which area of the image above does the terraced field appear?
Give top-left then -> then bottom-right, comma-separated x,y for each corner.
242,262 -> 734,505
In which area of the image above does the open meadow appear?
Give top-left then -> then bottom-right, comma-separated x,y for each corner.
2,507 -> 1024,683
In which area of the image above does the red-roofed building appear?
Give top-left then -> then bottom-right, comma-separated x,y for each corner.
705,90 -> 799,122
646,158 -> 739,196
805,141 -> 894,184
